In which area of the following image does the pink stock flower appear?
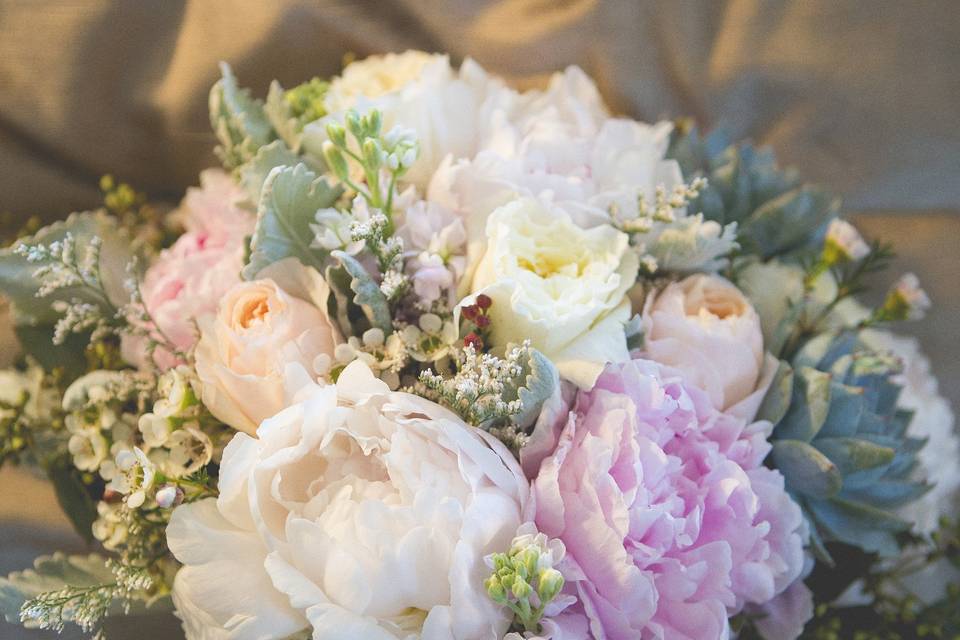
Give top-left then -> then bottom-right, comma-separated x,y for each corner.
529,359 -> 810,639
125,170 -> 254,369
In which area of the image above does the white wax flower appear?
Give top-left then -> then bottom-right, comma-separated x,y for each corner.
167,361 -> 528,640
825,218 -> 870,261
469,197 -> 638,389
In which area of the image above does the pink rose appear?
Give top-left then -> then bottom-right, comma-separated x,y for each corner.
529,359 -> 809,639
643,274 -> 765,416
126,170 -> 254,369
194,277 -> 338,435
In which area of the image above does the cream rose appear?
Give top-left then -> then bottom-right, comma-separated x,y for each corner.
167,361 -> 527,639
642,274 -> 765,414
194,275 -> 338,435
469,197 -> 638,389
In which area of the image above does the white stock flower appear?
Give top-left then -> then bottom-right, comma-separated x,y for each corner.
195,275 -> 338,435
305,51 -> 501,188
469,197 -> 638,389
643,274 -> 766,414
167,360 -> 527,640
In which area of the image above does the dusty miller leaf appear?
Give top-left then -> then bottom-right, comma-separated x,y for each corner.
509,347 -> 559,431
209,62 -> 275,169
330,250 -> 392,334
243,163 -> 341,280
0,553 -> 114,624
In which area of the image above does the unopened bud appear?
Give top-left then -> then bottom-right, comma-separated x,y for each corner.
322,141 -> 350,181
155,484 -> 184,509
325,121 -> 347,148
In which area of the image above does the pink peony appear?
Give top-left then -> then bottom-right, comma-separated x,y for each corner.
126,170 -> 254,369
529,359 -> 810,639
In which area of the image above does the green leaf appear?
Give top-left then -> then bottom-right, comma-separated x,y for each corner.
330,250 -> 392,334
238,140 -> 304,206
771,440 -> 842,499
243,163 -> 341,280
511,347 -> 559,430
209,62 -> 275,169
756,360 -> 793,424
47,454 -> 99,543
774,366 -> 833,442
0,553 -> 113,623
0,211 -> 130,326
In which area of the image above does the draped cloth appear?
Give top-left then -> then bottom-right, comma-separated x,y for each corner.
0,0 -> 958,219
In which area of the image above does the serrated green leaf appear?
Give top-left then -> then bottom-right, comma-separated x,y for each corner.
264,80 -> 301,151
756,360 -> 793,424
512,348 -> 558,430
771,440 -> 842,499
238,140 -> 304,206
774,366 -> 833,442
209,62 -> 275,169
243,163 -> 341,280
330,250 -> 392,334
0,211 -> 130,326
0,553 -> 113,623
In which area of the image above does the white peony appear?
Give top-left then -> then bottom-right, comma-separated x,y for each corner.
642,274 -> 766,415
426,68 -> 681,284
304,51 -> 501,190
167,360 -> 528,640
194,267 -> 339,435
469,197 -> 638,389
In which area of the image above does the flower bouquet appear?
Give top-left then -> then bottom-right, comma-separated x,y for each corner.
1,51 -> 958,640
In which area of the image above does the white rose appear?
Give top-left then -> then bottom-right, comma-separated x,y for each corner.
426,70 -> 681,284
305,51 -> 500,189
167,360 -> 527,640
469,197 -> 638,389
194,274 -> 338,435
642,274 -> 765,414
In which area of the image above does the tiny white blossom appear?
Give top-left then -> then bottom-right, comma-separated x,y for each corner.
107,447 -> 156,509
825,219 -> 870,262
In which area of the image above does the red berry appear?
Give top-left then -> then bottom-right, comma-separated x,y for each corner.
461,305 -> 479,321
475,314 -> 490,328
476,294 -> 492,310
463,332 -> 483,350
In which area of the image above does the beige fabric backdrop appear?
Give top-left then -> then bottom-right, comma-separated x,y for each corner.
0,2 -> 957,638
1,0 -> 959,219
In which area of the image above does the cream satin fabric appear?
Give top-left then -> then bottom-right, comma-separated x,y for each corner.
0,0 -> 958,221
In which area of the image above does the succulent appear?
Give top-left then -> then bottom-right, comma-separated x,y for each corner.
758,329 -> 930,561
667,123 -> 839,259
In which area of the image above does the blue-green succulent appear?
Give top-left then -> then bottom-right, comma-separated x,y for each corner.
758,330 -> 930,561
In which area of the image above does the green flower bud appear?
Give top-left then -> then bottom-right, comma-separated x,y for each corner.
362,138 -> 382,172
484,576 -> 507,604
345,110 -> 363,139
321,141 -> 349,181
511,575 -> 533,600
325,121 -> 347,148
538,568 -> 564,603
367,110 -> 382,137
